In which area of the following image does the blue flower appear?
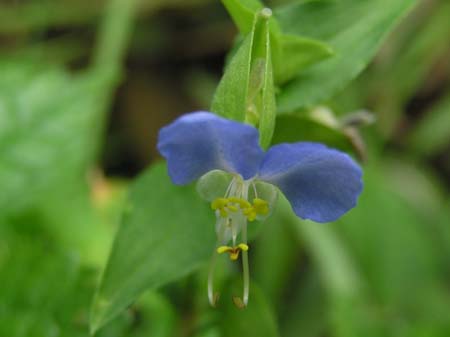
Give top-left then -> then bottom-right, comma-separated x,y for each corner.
157,111 -> 363,306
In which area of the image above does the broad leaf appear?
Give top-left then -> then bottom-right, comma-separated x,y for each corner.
275,0 -> 417,113
90,162 -> 215,332
0,62 -> 115,214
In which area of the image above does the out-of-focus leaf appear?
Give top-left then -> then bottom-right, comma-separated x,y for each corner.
0,0 -> 138,217
338,164 -> 441,303
276,34 -> 333,84
281,271 -> 326,337
372,1 -> 450,135
409,93 -> 450,155
278,193 -> 386,337
281,270 -> 326,337
0,219 -> 176,337
381,158 -> 445,217
0,0 -> 210,33
275,0 -> 417,113
91,162 -> 215,333
220,282 -> 279,337
271,113 -> 355,153
252,199 -> 301,306
333,163 -> 450,335
0,63 -> 115,215
437,200 -> 450,270
283,202 -> 362,299
396,0 -> 450,94
38,181 -> 114,267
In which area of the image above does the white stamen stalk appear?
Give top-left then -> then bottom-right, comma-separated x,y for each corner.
240,181 -> 250,306
208,249 -> 218,307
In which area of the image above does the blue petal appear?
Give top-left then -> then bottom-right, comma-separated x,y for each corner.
258,142 -> 363,223
157,112 -> 264,185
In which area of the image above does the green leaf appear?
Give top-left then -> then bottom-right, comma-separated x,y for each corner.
252,200 -> 301,306
275,34 -> 333,84
338,164 -> 442,303
220,282 -> 280,337
275,0 -> 418,112
221,0 -> 263,34
90,162 -> 215,332
409,92 -> 450,155
211,10 -> 276,148
257,16 -> 276,149
282,271 -> 326,337
0,62 -> 115,214
271,113 -> 356,154
211,31 -> 253,122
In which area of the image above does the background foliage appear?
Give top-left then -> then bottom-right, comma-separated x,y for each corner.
0,0 -> 449,336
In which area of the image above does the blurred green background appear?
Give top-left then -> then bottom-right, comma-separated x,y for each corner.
0,0 -> 449,336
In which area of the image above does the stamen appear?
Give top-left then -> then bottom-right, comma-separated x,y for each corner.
208,250 -> 219,307
217,244 -> 249,261
224,176 -> 236,198
211,198 -> 228,210
241,222 -> 250,306
217,245 -> 231,254
253,198 -> 269,216
232,296 -> 246,309
251,182 -> 258,198
238,243 -> 249,251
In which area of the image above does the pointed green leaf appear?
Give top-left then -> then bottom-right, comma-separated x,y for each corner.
275,0 -> 418,112
211,31 -> 254,122
90,163 -> 215,332
221,0 -> 263,34
276,34 -> 333,84
211,10 -> 276,148
258,19 -> 276,149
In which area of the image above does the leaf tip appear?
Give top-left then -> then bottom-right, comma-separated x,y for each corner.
89,294 -> 112,335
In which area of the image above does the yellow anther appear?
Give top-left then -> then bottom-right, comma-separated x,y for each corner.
247,212 -> 257,221
217,244 -> 250,261
242,207 -> 257,221
253,198 -> 269,215
229,197 -> 251,209
227,205 -> 238,212
219,209 -> 228,218
229,250 -> 240,261
211,198 -> 228,210
238,243 -> 249,251
217,245 -> 232,254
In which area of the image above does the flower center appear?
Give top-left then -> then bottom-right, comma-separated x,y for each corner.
211,196 -> 269,222
207,176 -> 270,308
